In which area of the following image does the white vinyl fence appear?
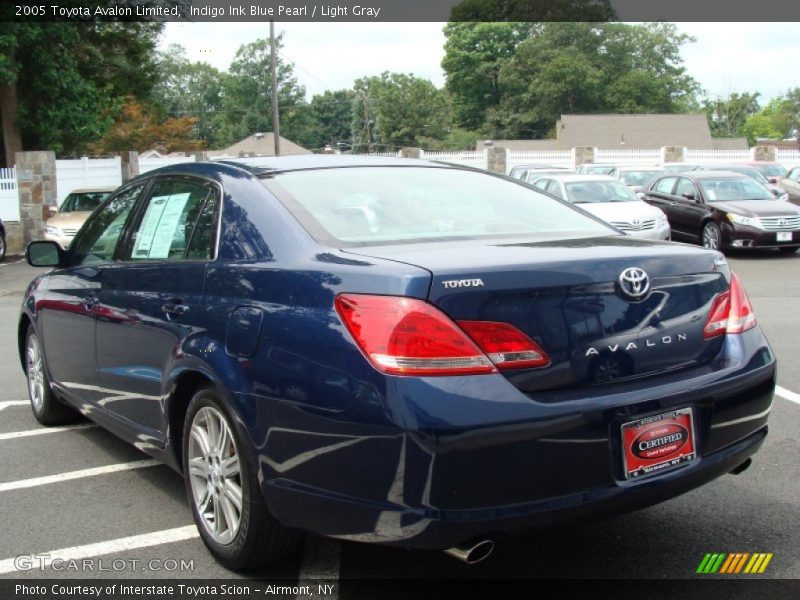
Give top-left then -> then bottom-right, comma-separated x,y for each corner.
595,148 -> 661,164
421,149 -> 487,170
0,167 -> 20,221
139,155 -> 196,174
506,149 -> 573,170
776,149 -> 800,168
685,148 -> 751,164
55,157 -> 122,206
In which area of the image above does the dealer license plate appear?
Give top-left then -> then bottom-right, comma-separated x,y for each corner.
621,408 -> 696,480
777,232 -> 793,242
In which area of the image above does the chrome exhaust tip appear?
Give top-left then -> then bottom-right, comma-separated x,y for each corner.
443,539 -> 495,564
729,457 -> 752,475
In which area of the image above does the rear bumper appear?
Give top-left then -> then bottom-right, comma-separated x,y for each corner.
251,327 -> 775,549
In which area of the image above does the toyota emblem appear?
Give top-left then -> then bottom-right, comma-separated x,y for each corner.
779,218 -> 788,227
619,267 -> 650,300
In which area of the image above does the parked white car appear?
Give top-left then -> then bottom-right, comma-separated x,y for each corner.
528,174 -> 671,241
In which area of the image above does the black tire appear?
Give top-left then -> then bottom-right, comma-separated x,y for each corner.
701,222 -> 723,251
0,232 -> 6,261
778,246 -> 798,254
24,327 -> 80,426
182,385 -> 302,570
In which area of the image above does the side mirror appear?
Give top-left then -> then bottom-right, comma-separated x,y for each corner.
27,240 -> 64,268
636,192 -> 646,199
681,192 -> 696,201
47,205 -> 58,218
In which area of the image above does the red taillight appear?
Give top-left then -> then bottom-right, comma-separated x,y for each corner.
458,321 -> 551,370
703,272 -> 757,339
335,294 -> 496,376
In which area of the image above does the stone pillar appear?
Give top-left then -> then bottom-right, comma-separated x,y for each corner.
120,151 -> 139,183
486,146 -> 507,174
193,151 -> 209,162
571,146 -> 595,170
750,146 -> 776,162
660,146 -> 686,164
399,147 -> 421,159
15,151 -> 56,246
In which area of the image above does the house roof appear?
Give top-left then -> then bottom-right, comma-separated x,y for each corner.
210,133 -> 310,158
478,114 -> 749,151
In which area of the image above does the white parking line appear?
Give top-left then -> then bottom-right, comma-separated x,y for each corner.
0,401 -> 28,412
0,423 -> 97,441
0,258 -> 24,269
0,525 -> 199,575
0,459 -> 160,493
776,386 -> 800,405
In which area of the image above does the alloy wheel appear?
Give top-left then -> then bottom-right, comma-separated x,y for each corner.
26,334 -> 45,412
187,406 -> 243,545
702,224 -> 720,250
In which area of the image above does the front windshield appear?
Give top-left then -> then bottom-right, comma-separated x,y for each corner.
699,178 -> 774,201
60,192 -> 110,213
752,164 -> 788,178
564,180 -> 639,203
269,167 -> 615,246
620,170 -> 663,186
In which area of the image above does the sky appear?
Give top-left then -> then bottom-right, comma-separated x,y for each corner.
160,22 -> 799,106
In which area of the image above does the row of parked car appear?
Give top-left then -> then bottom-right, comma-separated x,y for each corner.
508,161 -> 800,253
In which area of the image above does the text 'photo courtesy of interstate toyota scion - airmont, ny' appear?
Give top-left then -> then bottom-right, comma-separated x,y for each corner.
19,156 -> 775,569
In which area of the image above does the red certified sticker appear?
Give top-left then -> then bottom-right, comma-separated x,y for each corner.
622,408 -> 696,479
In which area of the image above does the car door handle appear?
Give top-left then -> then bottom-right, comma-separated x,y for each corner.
669,201 -> 677,206
84,296 -> 100,311
162,301 -> 190,317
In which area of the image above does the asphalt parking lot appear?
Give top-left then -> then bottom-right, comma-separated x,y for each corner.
0,250 -> 798,587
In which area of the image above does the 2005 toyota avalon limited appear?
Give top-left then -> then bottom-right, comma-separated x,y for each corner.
19,157 -> 775,569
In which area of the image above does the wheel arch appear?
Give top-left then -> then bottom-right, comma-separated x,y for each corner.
18,313 -> 33,372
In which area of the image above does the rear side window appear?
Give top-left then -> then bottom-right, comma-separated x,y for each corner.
127,178 -> 218,261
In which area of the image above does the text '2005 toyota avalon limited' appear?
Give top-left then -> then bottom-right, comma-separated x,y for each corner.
19,157 -> 775,568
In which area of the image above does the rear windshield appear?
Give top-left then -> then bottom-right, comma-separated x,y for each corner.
267,167 -> 614,246
565,180 -> 639,203
752,164 -> 788,178
699,178 -> 774,201
60,191 -> 111,212
619,170 -> 663,186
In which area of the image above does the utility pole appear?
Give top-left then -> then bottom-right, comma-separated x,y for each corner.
270,20 -> 280,156
363,94 -> 372,154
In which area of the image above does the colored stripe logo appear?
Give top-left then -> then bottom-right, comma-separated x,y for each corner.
696,552 -> 773,574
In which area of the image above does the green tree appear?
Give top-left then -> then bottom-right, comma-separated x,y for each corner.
703,92 -> 761,138
308,89 -> 356,150
216,35 -> 309,149
0,21 -> 161,164
442,23 -> 527,132
489,23 -> 700,138
149,44 -> 224,148
351,72 -> 451,152
742,113 -> 782,145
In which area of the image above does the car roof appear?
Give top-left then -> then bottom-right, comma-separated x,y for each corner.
217,155 -> 452,175
532,173 -> 617,182
675,170 -> 750,180
68,187 -> 117,193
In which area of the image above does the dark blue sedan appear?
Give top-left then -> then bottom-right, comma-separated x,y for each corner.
19,157 -> 775,568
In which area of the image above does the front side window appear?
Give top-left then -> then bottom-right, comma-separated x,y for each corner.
268,167 -> 614,246
620,170 -> 663,187
674,178 -> 698,198
127,178 -> 218,261
653,177 -> 677,194
71,185 -> 143,266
